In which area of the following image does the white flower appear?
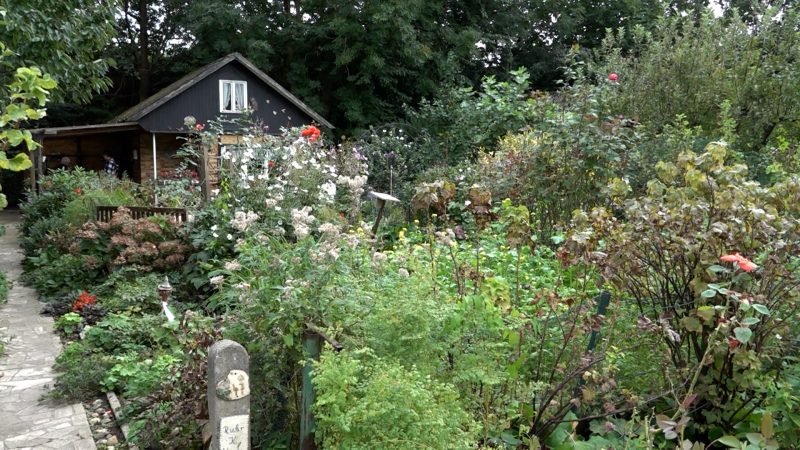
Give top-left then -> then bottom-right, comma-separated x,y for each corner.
318,222 -> 340,235
227,233 -> 233,240
398,268 -> 410,278
230,210 -> 260,232
225,260 -> 242,271
320,181 -> 337,203
210,275 -> 225,286
291,206 -> 316,239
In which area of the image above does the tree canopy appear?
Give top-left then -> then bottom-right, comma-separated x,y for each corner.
1,0 -> 116,104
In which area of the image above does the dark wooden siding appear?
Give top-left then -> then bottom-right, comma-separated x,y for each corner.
138,61 -> 315,133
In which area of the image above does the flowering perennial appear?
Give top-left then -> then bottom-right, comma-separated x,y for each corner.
72,291 -> 97,312
230,211 -> 260,232
291,206 -> 316,239
719,253 -> 758,272
301,125 -> 321,142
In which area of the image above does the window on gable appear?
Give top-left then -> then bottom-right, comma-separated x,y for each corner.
220,80 -> 247,113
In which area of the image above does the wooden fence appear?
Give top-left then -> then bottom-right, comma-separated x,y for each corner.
95,205 -> 188,223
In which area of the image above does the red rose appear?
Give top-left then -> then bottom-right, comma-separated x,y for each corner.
74,188 -> 83,195
301,126 -> 321,142
608,73 -> 619,82
195,123 -> 204,131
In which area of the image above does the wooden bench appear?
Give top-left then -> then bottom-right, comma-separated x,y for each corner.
95,205 -> 188,223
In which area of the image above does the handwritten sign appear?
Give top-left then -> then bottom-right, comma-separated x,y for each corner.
219,414 -> 249,450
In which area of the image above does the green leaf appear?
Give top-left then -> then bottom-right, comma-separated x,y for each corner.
507,330 -> 520,347
761,412 -> 774,439
752,304 -> 770,315
742,317 -> 759,326
708,264 -> 729,273
734,327 -> 752,344
681,316 -> 702,332
745,433 -> 763,445
716,436 -> 742,447
0,152 -> 32,171
696,306 -> 716,323
701,289 -> 717,298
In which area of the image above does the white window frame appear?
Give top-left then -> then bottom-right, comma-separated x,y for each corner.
219,80 -> 248,113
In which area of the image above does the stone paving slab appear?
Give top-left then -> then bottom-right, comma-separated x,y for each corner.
0,211 -> 95,450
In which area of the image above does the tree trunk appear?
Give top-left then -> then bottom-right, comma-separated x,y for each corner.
137,0 -> 151,101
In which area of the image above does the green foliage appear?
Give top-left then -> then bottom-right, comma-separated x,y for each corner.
20,168 -> 133,256
124,316 -> 220,449
564,141 -> 800,435
22,253 -> 103,298
53,312 -> 82,336
0,271 -> 8,305
51,340 -> 115,400
103,353 -> 179,398
51,312 -> 189,400
313,349 -> 476,449
0,1 -> 116,104
61,186 -> 139,227
217,200 -> 629,446
477,113 -> 639,239
93,272 -> 165,314
83,313 -> 171,355
590,7 -> 800,178
405,68 -> 547,166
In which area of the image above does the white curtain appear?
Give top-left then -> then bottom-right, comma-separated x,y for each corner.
234,83 -> 245,111
222,82 -> 232,110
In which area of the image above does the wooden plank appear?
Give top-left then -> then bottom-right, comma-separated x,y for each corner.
95,205 -> 188,223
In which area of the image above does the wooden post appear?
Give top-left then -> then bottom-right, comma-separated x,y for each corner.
368,192 -> 401,236
208,340 -> 250,450
198,140 -> 211,204
572,290 -> 611,411
586,291 -> 611,353
300,330 -> 321,450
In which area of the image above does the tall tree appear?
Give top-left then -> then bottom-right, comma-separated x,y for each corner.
114,0 -> 193,102
88,0 -> 684,131
0,0 -> 116,104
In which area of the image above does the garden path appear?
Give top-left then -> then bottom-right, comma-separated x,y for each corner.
0,210 -> 95,449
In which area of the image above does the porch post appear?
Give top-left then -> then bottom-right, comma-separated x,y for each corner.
151,133 -> 158,181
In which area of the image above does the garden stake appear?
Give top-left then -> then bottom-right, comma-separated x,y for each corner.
586,291 -> 611,353
300,326 -> 343,450
572,291 -> 611,411
368,191 -> 400,236
300,330 -> 322,450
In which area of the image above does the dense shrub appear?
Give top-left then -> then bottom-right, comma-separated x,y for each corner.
314,350 -> 476,449
215,199 -> 640,447
564,142 -> 800,443
92,271 -> 165,314
22,253 -> 103,298
51,340 -> 115,400
476,114 -> 640,239
590,7 -> 800,178
70,208 -> 190,272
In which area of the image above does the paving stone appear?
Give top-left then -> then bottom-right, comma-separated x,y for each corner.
0,212 -> 95,450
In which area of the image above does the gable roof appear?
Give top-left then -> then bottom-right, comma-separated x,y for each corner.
112,53 -> 334,129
